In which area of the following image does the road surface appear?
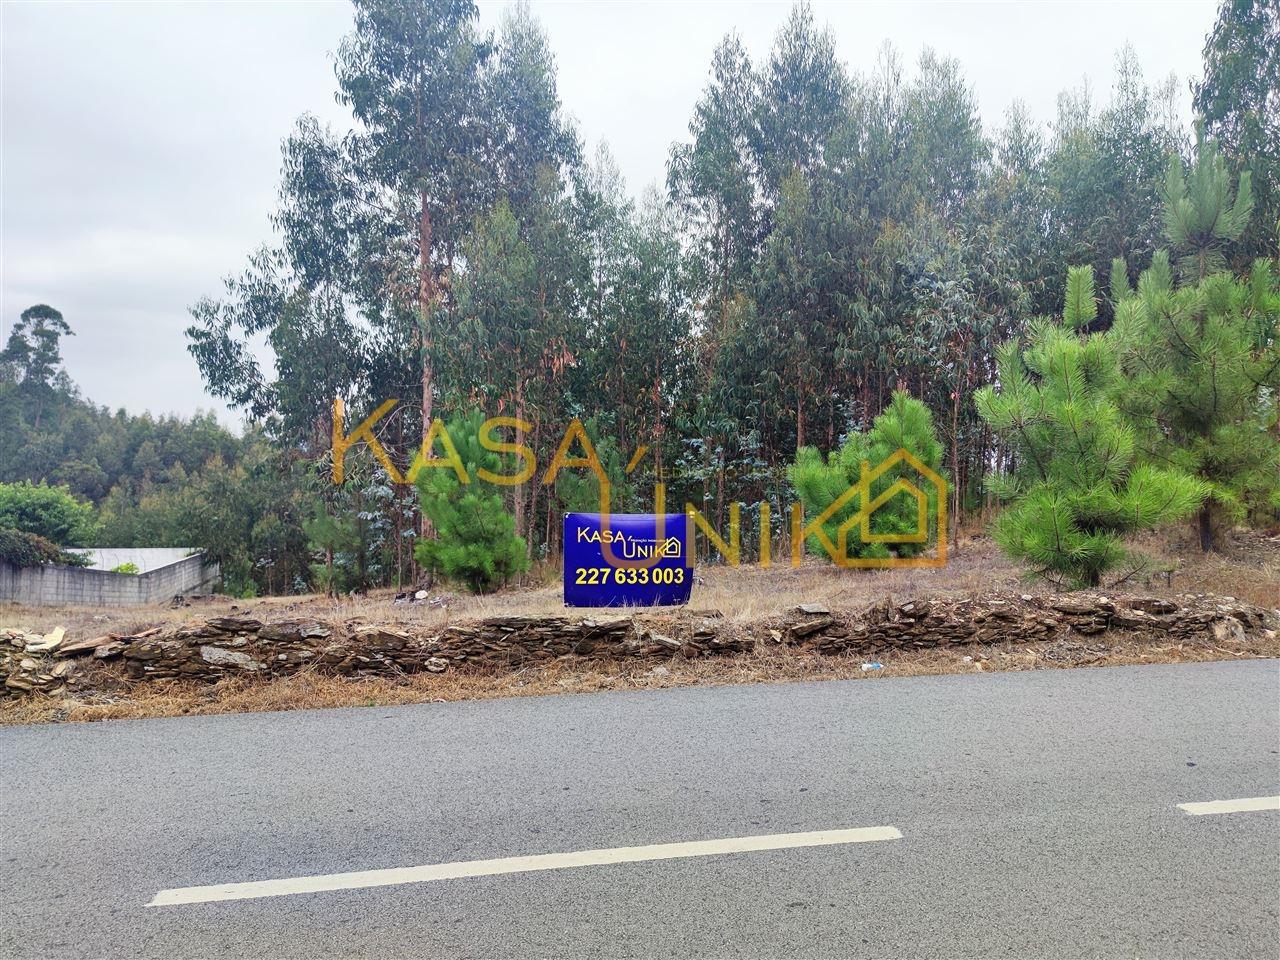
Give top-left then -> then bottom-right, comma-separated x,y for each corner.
2,660 -> 1278,959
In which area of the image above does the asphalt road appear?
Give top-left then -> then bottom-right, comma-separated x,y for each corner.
2,660 -> 1278,959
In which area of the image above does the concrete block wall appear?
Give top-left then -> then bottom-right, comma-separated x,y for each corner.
0,553 -> 220,607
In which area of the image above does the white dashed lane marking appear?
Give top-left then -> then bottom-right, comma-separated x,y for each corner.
148,825 -> 903,906
1177,795 -> 1280,816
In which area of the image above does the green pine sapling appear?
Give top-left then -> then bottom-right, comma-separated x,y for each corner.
976,266 -> 1208,588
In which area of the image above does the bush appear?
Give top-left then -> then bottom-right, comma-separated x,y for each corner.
789,391 -> 945,562
553,418 -> 636,515
1109,255 -> 1280,550
976,266 -> 1208,588
414,411 -> 530,593
0,526 -> 90,568
0,527 -> 63,567
109,561 -> 140,575
304,505 -> 365,596
0,481 -> 98,546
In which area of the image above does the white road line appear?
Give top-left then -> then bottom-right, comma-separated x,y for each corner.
148,825 -> 902,907
1177,795 -> 1280,816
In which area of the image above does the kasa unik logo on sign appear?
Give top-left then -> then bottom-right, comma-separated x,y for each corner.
563,513 -> 692,607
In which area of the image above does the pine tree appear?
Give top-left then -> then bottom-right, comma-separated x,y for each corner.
304,503 -> 365,596
1108,129 -> 1280,552
1110,254 -> 1280,550
1163,129 -> 1254,281
1193,0 -> 1280,266
414,411 -> 529,593
789,390 -> 944,562
976,266 -> 1207,588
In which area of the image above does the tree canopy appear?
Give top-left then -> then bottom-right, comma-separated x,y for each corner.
6,0 -> 1274,596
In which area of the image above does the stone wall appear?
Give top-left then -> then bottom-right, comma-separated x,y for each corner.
3,591 -> 1275,698
113,609 -> 747,682
0,553 -> 219,607
779,593 -> 1277,651
1,609 -> 745,694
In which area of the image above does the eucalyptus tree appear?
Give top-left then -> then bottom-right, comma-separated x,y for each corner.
188,0 -> 490,453
818,44 -> 998,434
578,186 -> 694,476
750,2 -> 850,204
450,199 -> 539,535
990,103 -> 1055,314
1093,48 -> 1182,269
188,243 -> 371,452
444,4 -> 580,539
334,0 -> 494,438
188,1 -> 582,562
1043,50 -> 1180,310
904,49 -> 988,216
753,170 -> 856,454
895,209 -> 1029,527
668,33 -> 761,338
486,2 -> 580,225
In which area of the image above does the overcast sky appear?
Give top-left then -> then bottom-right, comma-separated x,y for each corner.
1,0 -> 1218,426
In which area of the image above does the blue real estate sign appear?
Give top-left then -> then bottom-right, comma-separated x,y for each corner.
563,513 -> 692,607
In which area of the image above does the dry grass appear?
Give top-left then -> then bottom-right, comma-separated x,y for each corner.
0,536 -> 1022,640
2,525 -> 1275,727
1127,527 -> 1280,608
3,528 -> 1272,643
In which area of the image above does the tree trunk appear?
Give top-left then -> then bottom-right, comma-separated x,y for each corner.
394,414 -> 404,588
1198,503 -> 1214,553
545,493 -> 554,560
950,373 -> 965,553
354,487 -> 366,591
527,416 -> 542,561
418,188 -> 435,540
513,378 -> 525,543
795,374 -> 804,451
716,448 -> 725,550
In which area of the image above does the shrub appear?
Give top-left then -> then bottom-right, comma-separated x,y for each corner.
0,480 -> 98,546
789,390 -> 945,562
553,419 -> 636,516
976,266 -> 1208,588
1108,262 -> 1280,551
0,526 -> 90,568
110,561 -> 141,575
414,411 -> 529,593
0,527 -> 63,567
